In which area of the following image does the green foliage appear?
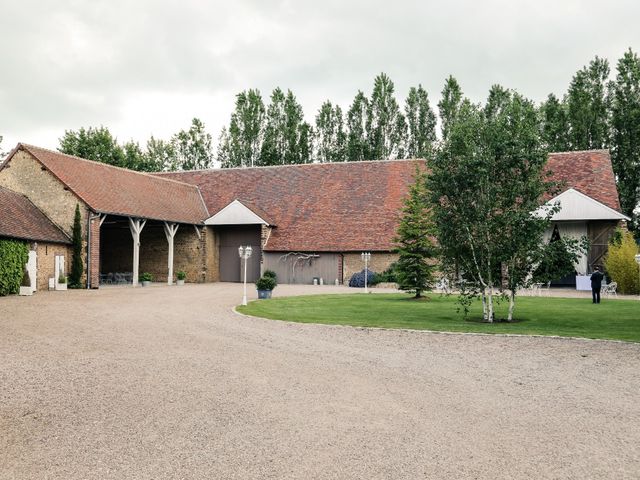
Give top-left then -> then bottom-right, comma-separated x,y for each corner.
438,75 -> 463,141
429,87 -> 552,321
314,101 -> 347,163
376,262 -> 399,283
256,275 -> 277,291
610,49 -> 640,222
139,272 -> 153,282
367,73 -> 406,160
604,230 -> 640,294
176,271 -> 187,280
346,91 -> 370,161
172,118 -> 214,170
0,239 -> 29,296
533,226 -> 589,283
219,89 -> 266,168
394,167 -> 438,298
539,93 -> 570,152
21,269 -> 31,287
404,85 -> 436,158
260,88 -> 312,166
566,56 -> 610,150
69,204 -> 83,288
58,274 -> 67,284
262,270 -> 277,284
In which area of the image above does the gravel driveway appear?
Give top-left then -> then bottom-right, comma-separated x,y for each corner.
1,283 -> 639,479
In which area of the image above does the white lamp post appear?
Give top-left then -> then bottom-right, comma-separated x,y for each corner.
239,245 -> 253,306
361,252 -> 371,294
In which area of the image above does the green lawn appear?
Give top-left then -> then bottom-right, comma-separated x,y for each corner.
237,293 -> 640,342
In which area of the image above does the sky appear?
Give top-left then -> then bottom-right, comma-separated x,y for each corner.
1,0 -> 639,152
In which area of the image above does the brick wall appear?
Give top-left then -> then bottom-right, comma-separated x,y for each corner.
34,242 -> 72,291
204,226 -> 219,282
342,252 -> 398,283
0,150 -> 91,286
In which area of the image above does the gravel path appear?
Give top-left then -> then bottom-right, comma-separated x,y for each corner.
1,283 -> 639,479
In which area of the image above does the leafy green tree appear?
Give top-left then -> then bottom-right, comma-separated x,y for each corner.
314,101 -> 346,162
59,126 -> 126,167
438,75 -> 463,141
226,89 -> 265,167
610,48 -> 640,224
539,93 -> 570,152
429,90 -> 554,322
0,239 -> 29,296
144,136 -> 176,171
367,73 -> 406,160
346,91 -> 370,161
567,56 -> 611,150
216,127 -> 232,168
69,204 -> 84,288
260,88 -> 311,165
171,118 -> 214,170
532,225 -> 588,284
404,85 -> 436,158
394,167 -> 438,298
604,229 -> 640,294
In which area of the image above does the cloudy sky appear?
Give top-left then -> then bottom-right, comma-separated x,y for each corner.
1,0 -> 639,151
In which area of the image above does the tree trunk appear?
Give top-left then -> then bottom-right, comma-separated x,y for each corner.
507,290 -> 516,322
481,291 -> 488,321
486,286 -> 494,323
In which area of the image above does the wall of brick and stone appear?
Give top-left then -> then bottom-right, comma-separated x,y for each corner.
204,226 -> 219,282
342,252 -> 398,284
33,242 -> 72,291
0,150 -> 91,286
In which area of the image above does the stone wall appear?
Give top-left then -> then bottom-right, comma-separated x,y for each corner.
342,252 -> 398,284
34,242 -> 72,291
204,226 -> 219,282
0,150 -> 91,286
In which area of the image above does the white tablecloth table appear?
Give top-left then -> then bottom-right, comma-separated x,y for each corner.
576,275 -> 591,291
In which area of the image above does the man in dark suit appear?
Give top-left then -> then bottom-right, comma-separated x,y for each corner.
590,266 -> 605,304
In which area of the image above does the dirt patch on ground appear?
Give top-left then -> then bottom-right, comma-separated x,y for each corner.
1,283 -> 639,479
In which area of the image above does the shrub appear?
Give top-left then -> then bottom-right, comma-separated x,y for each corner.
263,270 -> 277,284
604,230 -> 640,294
139,272 -> 153,282
69,204 -> 83,288
348,269 -> 377,288
176,271 -> 187,280
377,262 -> 399,283
21,269 -> 32,288
256,276 -> 277,291
0,239 -> 29,296
58,274 -> 67,284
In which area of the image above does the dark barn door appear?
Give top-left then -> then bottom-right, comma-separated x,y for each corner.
217,226 -> 261,282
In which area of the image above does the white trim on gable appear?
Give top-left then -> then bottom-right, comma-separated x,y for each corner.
205,199 -> 269,226
536,188 -> 630,221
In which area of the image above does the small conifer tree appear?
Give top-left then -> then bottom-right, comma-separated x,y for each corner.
69,204 -> 84,288
394,167 -> 438,298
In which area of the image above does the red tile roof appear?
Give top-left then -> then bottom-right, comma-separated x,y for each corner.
5,144 -> 209,224
159,160 -> 426,251
0,186 -> 70,244
546,150 -> 622,211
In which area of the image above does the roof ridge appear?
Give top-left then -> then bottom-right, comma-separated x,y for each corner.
549,148 -> 610,155
153,158 -> 426,175
19,143 -> 201,190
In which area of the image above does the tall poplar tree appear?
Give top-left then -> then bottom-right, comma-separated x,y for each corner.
226,89 -> 265,167
438,75 -> 463,141
404,85 -> 436,158
171,118 -> 214,170
314,101 -> 346,162
610,48 -> 640,224
567,56 -> 611,150
367,73 -> 406,160
346,91 -> 369,161
539,93 -> 570,152
260,88 -> 310,165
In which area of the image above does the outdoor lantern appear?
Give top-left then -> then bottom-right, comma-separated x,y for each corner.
361,252 -> 371,293
238,246 -> 253,306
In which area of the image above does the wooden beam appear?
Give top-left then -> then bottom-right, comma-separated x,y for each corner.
128,217 -> 146,287
163,222 -> 179,285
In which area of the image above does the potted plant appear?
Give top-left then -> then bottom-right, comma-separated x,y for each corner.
56,273 -> 68,291
140,272 -> 153,287
19,270 -> 33,296
176,271 -> 186,286
256,275 -> 277,299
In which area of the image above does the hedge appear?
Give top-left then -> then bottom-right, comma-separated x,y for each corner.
0,239 -> 29,296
